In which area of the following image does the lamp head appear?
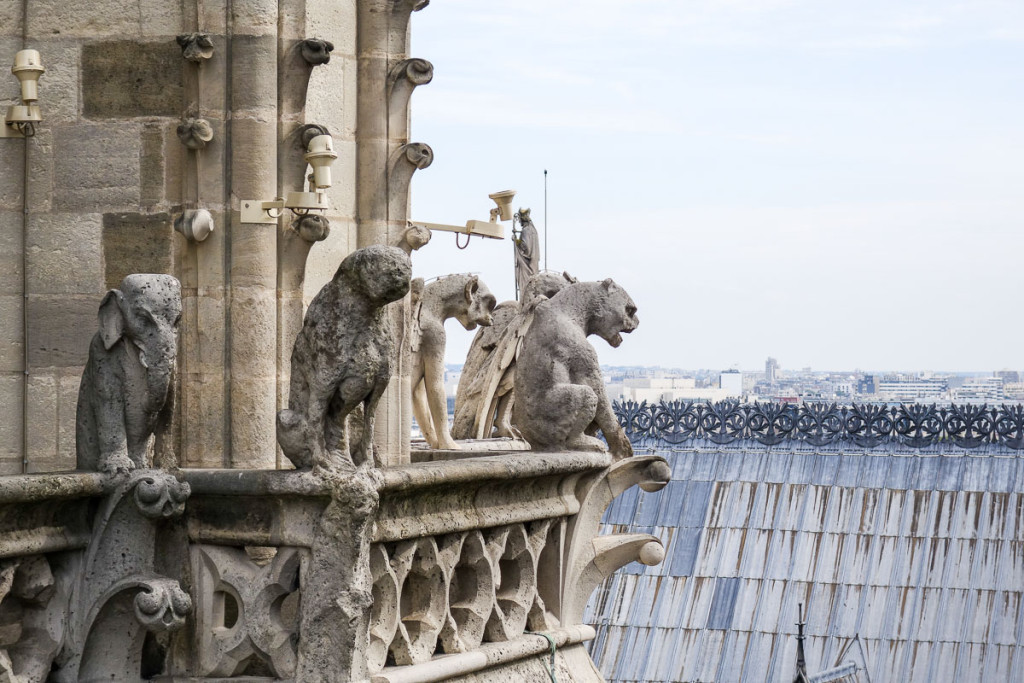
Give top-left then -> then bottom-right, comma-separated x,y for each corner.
487,189 -> 516,222
11,50 -> 44,103
304,134 -> 337,191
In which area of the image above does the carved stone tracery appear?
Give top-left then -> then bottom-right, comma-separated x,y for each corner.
191,545 -> 303,678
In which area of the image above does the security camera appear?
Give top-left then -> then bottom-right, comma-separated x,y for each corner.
304,134 -> 337,191
12,50 -> 44,103
488,189 -> 516,222
3,50 -> 44,137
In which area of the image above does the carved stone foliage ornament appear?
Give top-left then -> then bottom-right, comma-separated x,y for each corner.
615,399 -> 1024,450
133,472 -> 190,518
409,274 -> 496,450
299,38 -> 334,66
176,116 -> 214,149
514,279 -> 638,459
131,578 -> 192,633
54,471 -> 191,682
176,33 -> 214,61
292,213 -> 330,243
76,274 -> 182,473
0,555 -> 62,682
277,245 -> 412,470
174,208 -> 214,242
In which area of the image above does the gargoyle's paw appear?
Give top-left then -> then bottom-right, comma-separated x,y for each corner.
101,453 -> 136,474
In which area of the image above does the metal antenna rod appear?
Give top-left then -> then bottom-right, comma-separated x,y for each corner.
543,169 -> 548,271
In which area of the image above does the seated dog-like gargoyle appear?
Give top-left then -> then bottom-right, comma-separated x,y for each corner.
513,278 -> 638,459
277,245 -> 412,471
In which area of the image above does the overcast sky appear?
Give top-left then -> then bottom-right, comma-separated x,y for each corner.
406,1 -> 1024,373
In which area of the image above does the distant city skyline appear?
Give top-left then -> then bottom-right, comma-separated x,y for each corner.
408,1 -> 1024,372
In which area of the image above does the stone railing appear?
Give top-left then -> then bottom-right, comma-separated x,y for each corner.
614,399 -> 1024,451
0,450 -> 669,682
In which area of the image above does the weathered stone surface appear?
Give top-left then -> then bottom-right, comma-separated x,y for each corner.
162,121 -> 187,205
25,372 -> 57,473
230,35 -> 278,111
0,119 -> 24,210
409,274 -> 496,450
303,217 -> 356,302
225,118 -> 277,204
25,0 -> 181,37
26,295 -> 96,367
0,4 -> 20,37
140,124 -> 165,206
53,123 -> 141,212
0,212 -> 23,294
26,212 -> 103,295
227,286 -> 276,376
57,370 -> 78,468
102,212 -> 174,289
28,39 -> 80,122
277,245 -> 411,470
231,0 -> 279,34
0,295 -> 23,373
0,374 -> 23,474
82,41 -> 183,118
24,126 -> 53,213
514,280 -> 638,459
76,274 -> 181,472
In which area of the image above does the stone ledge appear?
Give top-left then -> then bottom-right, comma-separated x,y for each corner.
0,470 -> 106,503
180,451 -> 613,546
372,625 -> 595,683
178,450 -> 611,496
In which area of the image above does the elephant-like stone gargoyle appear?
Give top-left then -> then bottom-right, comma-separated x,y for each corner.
76,274 -> 182,473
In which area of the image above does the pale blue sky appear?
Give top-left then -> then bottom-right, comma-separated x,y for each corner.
407,1 -> 1024,372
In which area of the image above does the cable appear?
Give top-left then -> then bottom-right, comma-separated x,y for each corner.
530,632 -> 558,683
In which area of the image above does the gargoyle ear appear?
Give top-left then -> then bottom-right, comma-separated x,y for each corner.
602,278 -> 614,289
464,275 -> 479,302
563,271 -> 578,283
98,289 -> 126,350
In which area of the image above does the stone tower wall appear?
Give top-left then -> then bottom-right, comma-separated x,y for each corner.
0,0 -> 373,473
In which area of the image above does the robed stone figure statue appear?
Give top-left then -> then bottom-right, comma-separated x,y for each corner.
513,208 -> 540,300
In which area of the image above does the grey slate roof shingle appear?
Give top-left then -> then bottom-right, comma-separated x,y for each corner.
585,445 -> 1024,682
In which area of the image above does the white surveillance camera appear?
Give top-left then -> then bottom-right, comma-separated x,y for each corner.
304,134 -> 337,191
12,50 -> 44,103
488,189 -> 516,222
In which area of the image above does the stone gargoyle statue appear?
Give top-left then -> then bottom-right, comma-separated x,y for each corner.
277,245 -> 412,471
76,274 -> 182,473
409,274 -> 496,450
514,278 -> 638,459
452,271 -> 576,441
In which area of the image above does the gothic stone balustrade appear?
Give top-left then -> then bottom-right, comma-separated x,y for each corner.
0,450 -> 669,682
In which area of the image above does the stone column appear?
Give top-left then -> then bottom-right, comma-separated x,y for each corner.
179,4 -> 231,468
228,0 -> 279,468
355,0 -> 428,465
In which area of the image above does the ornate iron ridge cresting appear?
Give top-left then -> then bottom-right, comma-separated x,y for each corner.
612,399 -> 1024,451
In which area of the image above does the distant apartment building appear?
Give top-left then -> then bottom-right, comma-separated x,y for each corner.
996,370 -> 1021,384
606,376 -> 738,403
765,356 -> 779,384
876,375 -> 948,401
953,376 -> 1005,402
719,370 -> 743,396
